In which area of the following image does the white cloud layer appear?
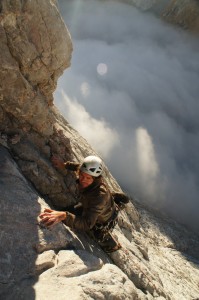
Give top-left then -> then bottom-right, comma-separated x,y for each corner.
55,0 -> 199,232
58,90 -> 119,158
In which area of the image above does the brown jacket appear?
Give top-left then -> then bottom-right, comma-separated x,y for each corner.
62,162 -> 116,231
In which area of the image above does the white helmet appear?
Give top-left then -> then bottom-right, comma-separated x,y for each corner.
80,156 -> 103,177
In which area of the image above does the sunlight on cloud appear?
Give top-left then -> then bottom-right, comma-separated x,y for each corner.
136,127 -> 159,196
56,0 -> 199,231
61,90 -> 119,158
80,82 -> 90,98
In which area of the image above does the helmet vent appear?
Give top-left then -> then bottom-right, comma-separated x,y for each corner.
80,156 -> 103,177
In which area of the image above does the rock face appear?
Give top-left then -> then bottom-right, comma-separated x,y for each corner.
0,146 -> 75,298
162,0 -> 199,32
119,0 -> 199,33
1,145 -> 199,300
0,1 -> 199,300
0,0 -> 72,135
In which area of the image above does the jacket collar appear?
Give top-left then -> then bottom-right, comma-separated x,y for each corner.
77,176 -> 102,193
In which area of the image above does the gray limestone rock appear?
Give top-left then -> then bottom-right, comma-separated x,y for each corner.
0,146 -> 75,298
34,263 -> 139,300
0,1 -> 199,299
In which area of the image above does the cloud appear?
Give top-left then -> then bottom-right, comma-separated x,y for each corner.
55,0 -> 199,232
135,127 -> 160,193
57,90 -> 119,158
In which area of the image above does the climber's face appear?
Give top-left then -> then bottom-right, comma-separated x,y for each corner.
79,171 -> 94,188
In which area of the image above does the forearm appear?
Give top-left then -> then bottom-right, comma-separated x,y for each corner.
51,156 -> 79,171
63,204 -> 103,231
64,161 -> 80,171
63,212 -> 91,231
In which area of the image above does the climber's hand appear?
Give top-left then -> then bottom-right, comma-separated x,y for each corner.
39,208 -> 66,227
51,156 -> 65,170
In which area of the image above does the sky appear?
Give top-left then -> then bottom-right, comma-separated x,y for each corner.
55,0 -> 199,233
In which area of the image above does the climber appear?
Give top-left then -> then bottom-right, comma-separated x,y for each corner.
39,155 -> 126,253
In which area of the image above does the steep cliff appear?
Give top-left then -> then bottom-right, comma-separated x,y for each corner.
162,0 -> 199,32
0,1 -> 199,300
118,0 -> 199,33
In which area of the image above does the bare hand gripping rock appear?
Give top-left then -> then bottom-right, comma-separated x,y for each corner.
39,155 -> 128,253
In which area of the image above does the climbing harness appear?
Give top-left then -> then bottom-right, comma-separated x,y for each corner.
92,205 -> 120,243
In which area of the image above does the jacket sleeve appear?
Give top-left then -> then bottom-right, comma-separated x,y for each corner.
62,194 -> 107,231
64,161 -> 80,171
